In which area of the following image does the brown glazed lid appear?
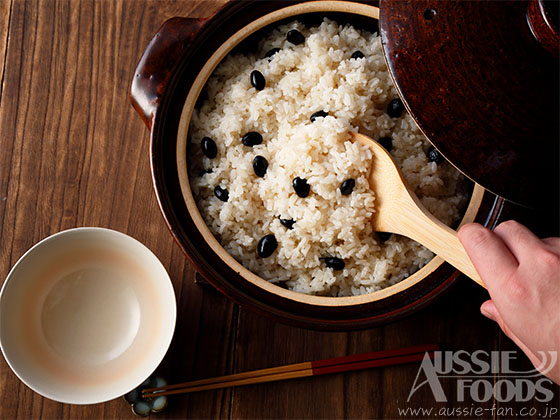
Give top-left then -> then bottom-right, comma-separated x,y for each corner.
379,0 -> 559,208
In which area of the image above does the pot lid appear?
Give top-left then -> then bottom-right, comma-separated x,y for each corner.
379,0 -> 559,208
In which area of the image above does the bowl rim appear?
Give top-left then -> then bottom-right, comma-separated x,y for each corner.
174,0 -> 485,306
0,227 -> 177,404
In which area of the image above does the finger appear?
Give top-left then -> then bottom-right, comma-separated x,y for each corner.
493,220 -> 544,263
481,300 -> 543,369
480,299 -> 497,321
458,223 -> 518,287
542,237 -> 560,251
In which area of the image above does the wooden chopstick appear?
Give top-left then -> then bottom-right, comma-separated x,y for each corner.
142,344 -> 438,398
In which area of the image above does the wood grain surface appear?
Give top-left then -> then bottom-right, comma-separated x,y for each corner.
0,1 -> 557,419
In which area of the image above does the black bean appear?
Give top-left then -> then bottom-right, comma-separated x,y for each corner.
257,234 -> 278,258
286,29 -> 305,45
264,47 -> 281,59
292,177 -> 310,197
378,136 -> 393,152
310,110 -> 328,122
214,186 -> 229,202
322,257 -> 345,271
242,131 -> 263,147
340,179 -> 355,195
279,218 -> 296,230
199,168 -> 213,176
250,70 -> 266,91
201,136 -> 217,159
252,155 -> 268,177
427,145 -> 444,164
351,50 -> 365,60
377,232 -> 392,242
387,98 -> 405,118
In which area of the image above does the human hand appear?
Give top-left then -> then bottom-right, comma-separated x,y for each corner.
458,221 -> 560,384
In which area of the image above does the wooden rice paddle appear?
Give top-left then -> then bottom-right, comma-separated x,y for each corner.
351,132 -> 484,287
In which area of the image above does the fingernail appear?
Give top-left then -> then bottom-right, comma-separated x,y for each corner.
480,307 -> 495,321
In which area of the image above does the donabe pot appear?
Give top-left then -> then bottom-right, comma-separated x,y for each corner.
130,0 -> 512,331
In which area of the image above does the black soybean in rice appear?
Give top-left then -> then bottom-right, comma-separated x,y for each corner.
340,179 -> 355,195
279,218 -> 296,230
427,145 -> 444,164
252,155 -> 268,177
351,50 -> 365,60
250,70 -> 266,91
378,136 -> 393,152
242,131 -> 263,147
387,98 -> 405,118
257,234 -> 278,258
264,47 -> 281,59
201,136 -> 217,159
377,232 -> 392,242
286,29 -> 305,45
292,177 -> 310,197
214,186 -> 229,202
323,257 -> 345,271
310,110 -> 328,122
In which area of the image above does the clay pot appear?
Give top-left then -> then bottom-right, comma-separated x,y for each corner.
130,0 -> 553,330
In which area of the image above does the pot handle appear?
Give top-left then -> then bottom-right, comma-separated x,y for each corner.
130,17 -> 207,129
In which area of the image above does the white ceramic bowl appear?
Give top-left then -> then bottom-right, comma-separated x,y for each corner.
0,228 -> 176,404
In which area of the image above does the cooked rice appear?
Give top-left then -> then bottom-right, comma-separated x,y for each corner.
188,19 -> 469,296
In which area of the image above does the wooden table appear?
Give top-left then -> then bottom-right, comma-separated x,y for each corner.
0,1 -> 557,419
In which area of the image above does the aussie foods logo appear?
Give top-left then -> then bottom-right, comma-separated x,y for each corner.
408,350 -> 557,403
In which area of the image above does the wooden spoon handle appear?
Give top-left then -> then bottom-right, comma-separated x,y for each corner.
418,221 -> 483,288
393,195 -> 485,288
